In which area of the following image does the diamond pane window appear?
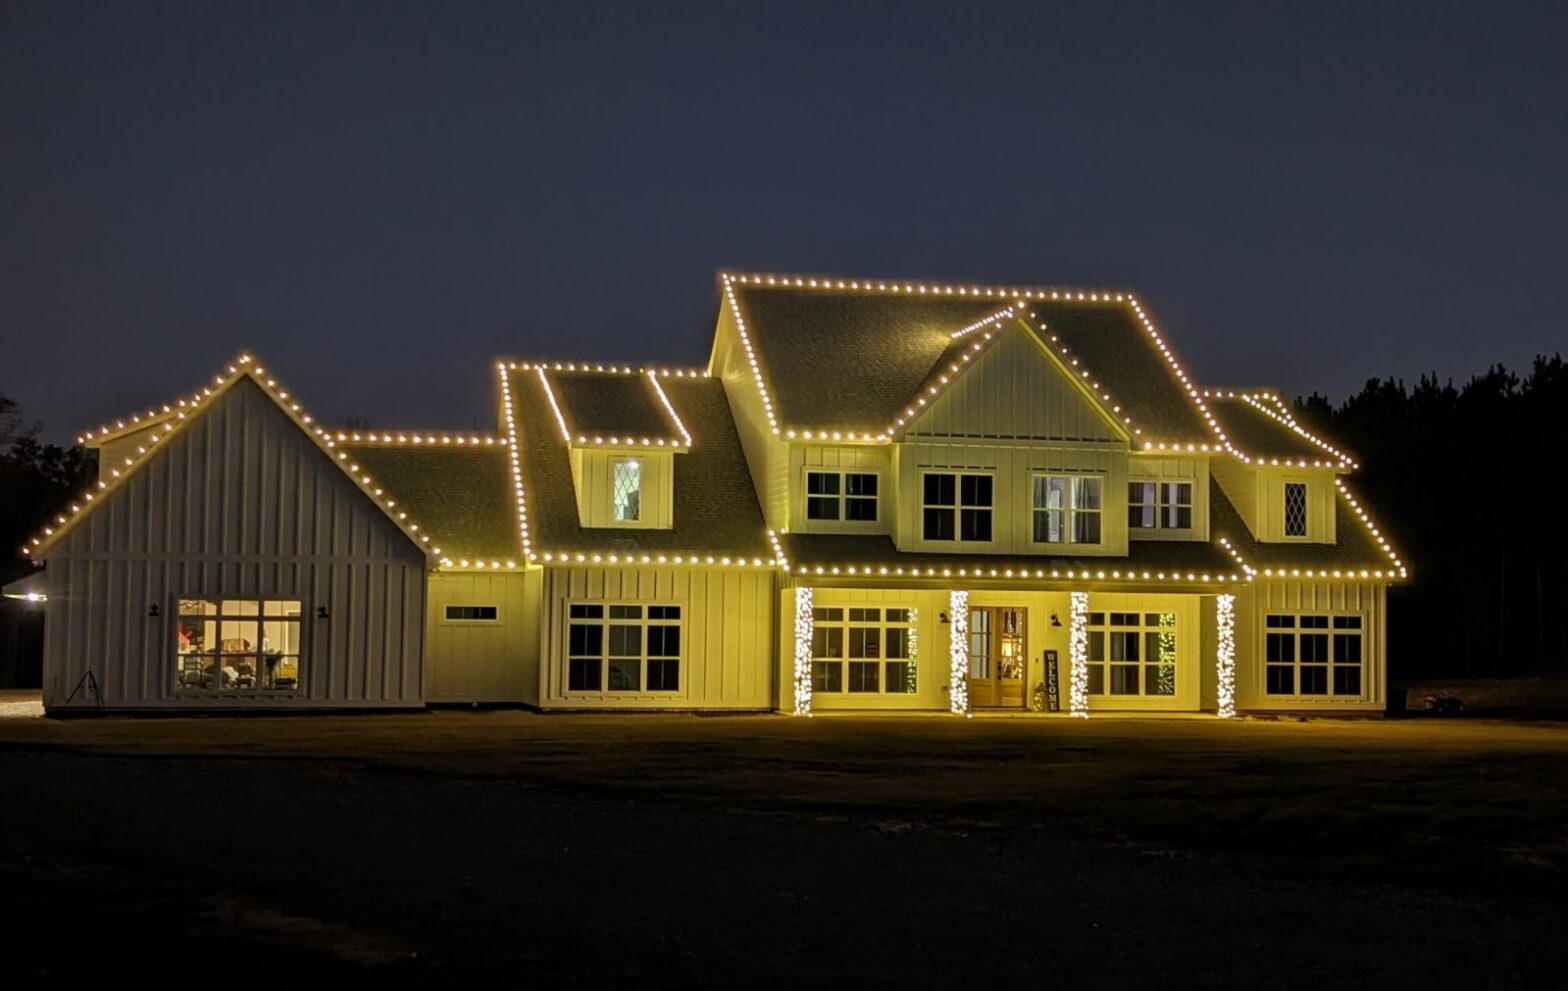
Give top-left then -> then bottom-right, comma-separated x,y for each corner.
612,458 -> 641,522
1284,482 -> 1307,536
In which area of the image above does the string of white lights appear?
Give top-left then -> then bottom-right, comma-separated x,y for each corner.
1069,591 -> 1089,717
948,590 -> 970,715
793,586 -> 814,716
1216,593 -> 1236,718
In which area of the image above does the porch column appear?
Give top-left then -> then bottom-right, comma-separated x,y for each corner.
948,590 -> 969,714
1216,593 -> 1236,718
1069,591 -> 1090,717
792,586 -> 814,716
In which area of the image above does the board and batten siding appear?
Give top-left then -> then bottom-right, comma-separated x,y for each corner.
42,376 -> 427,711
1233,580 -> 1386,711
540,565 -> 774,709
426,569 -> 542,704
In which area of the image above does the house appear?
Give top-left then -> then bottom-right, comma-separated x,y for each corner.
22,272 -> 1405,715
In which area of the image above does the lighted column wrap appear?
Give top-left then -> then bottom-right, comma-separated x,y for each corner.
793,586 -> 814,716
1069,591 -> 1090,717
1216,593 -> 1236,718
948,590 -> 970,714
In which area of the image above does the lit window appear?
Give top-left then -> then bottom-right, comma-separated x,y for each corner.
1033,475 -> 1102,544
1266,614 -> 1362,696
1085,611 -> 1176,696
1284,482 -> 1307,536
923,472 -> 991,542
175,598 -> 302,692
805,471 -> 879,522
1128,481 -> 1193,530
566,602 -> 681,693
811,606 -> 918,695
612,459 -> 642,522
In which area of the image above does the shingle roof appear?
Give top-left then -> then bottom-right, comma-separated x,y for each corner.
727,278 -> 1216,444
341,444 -> 519,562
1203,393 -> 1352,464
1208,479 -> 1398,574
544,369 -> 684,442
508,370 -> 771,559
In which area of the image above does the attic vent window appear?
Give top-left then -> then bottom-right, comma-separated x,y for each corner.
612,458 -> 642,522
1284,482 -> 1308,537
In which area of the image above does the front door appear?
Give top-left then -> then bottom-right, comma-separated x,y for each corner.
968,606 -> 1027,708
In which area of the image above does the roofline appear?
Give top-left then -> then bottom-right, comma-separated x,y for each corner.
26,353 -> 443,563
1200,388 -> 1358,469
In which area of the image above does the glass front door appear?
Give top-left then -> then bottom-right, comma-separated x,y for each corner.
967,606 -> 1027,708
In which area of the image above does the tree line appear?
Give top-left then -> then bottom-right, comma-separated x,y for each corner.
1296,354 -> 1567,680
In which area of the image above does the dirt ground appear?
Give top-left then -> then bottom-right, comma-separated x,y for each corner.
2,710 -> 1566,985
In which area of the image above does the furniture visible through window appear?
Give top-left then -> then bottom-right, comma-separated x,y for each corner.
1033,474 -> 1102,544
445,605 -> 499,621
1265,614 -> 1362,696
805,470 -> 878,522
1284,482 -> 1307,536
612,458 -> 641,522
1128,481 -> 1193,530
567,603 -> 682,693
175,598 -> 302,692
922,472 -> 992,542
1085,611 -> 1177,696
810,606 -> 917,694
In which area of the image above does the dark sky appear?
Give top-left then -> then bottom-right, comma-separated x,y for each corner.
3,2 -> 1565,442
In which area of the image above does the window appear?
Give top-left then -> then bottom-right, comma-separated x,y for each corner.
567,603 -> 682,693
444,605 -> 498,621
612,458 -> 641,522
1085,611 -> 1177,697
1284,482 -> 1307,537
175,598 -> 302,692
1266,614 -> 1363,696
1129,481 -> 1193,530
1033,475 -> 1102,544
806,471 -> 878,522
923,472 -> 991,542
811,606 -> 918,695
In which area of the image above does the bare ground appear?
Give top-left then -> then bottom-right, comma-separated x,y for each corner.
1,710 -> 1566,985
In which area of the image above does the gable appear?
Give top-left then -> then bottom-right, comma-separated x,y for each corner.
43,375 -> 425,564
903,323 -> 1126,443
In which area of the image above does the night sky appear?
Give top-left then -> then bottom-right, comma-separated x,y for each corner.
3,2 -> 1564,442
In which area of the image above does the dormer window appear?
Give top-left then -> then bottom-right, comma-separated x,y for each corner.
922,472 -> 992,542
612,458 -> 641,522
1284,482 -> 1307,537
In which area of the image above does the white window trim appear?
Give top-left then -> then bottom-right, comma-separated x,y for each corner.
172,596 -> 305,695
607,456 -> 643,526
809,605 -> 919,696
1128,478 -> 1195,533
1263,613 -> 1365,698
1085,610 -> 1179,698
1031,472 -> 1105,546
1281,479 -> 1310,540
920,470 -> 995,544
803,468 -> 881,525
564,600 -> 685,695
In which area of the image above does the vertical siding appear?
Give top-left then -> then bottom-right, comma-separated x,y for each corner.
895,441 -> 1129,556
539,565 -> 775,709
426,569 -> 542,703
712,305 -> 790,529
573,450 -> 675,528
43,376 -> 427,710
904,327 -> 1121,443
1213,462 -> 1338,544
1233,580 -> 1386,710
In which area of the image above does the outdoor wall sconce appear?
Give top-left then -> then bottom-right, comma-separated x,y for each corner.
1050,613 -> 1062,627
147,603 -> 160,618
316,606 -> 331,619
939,612 -> 950,624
